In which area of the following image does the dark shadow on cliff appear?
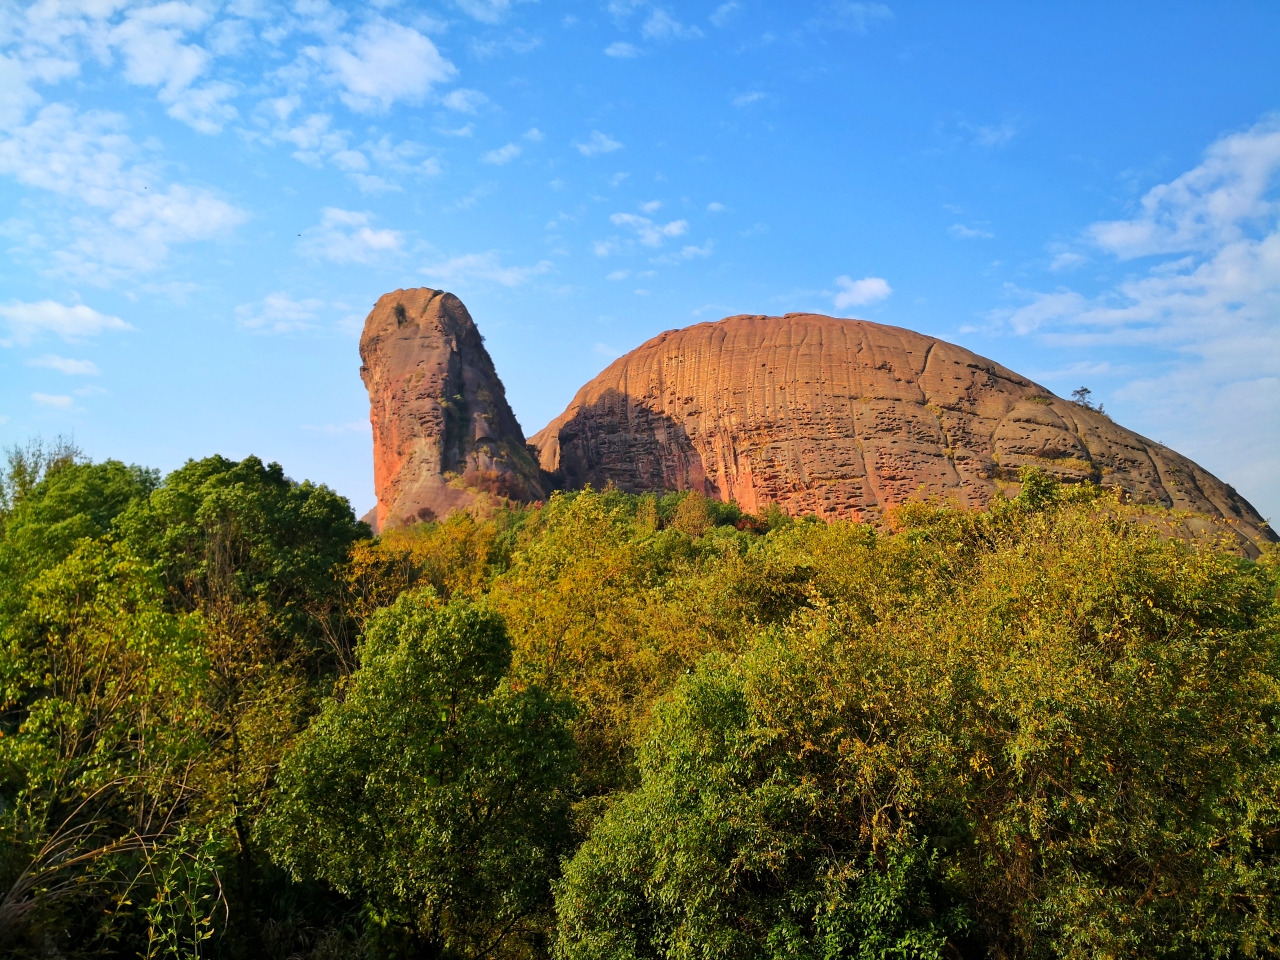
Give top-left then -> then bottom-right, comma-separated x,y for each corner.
535,388 -> 720,499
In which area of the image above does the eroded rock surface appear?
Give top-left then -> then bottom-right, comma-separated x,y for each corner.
531,312 -> 1274,549
360,288 -> 544,531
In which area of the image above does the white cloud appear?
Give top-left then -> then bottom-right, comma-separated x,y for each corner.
299,208 -> 403,264
1049,251 -> 1087,271
963,121 -> 1017,148
524,127 -> 544,141
0,104 -> 246,278
0,50 -> 78,129
164,81 -> 239,134
99,2 -> 243,133
576,131 -> 623,156
639,199 -> 662,213
28,354 -> 100,375
825,2 -> 893,33
32,393 -> 73,409
707,201 -> 726,212
454,0 -> 516,24
481,142 -> 521,165
733,91 -> 765,107
352,173 -> 402,194
236,293 -> 325,333
470,31 -> 542,59
653,240 -> 715,265
605,41 -> 640,58
642,9 -> 703,40
950,223 -> 994,239
606,269 -> 630,280
833,275 -> 892,309
315,20 -> 457,113
421,251 -> 552,287
0,300 -> 132,342
995,113 -> 1280,517
710,2 -> 740,27
610,212 -> 687,246
1088,118 -> 1280,259
442,88 -> 489,113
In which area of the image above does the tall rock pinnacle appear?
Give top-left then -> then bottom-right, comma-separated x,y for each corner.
359,288 -> 545,531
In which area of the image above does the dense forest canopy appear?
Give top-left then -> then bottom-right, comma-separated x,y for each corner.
0,440 -> 1276,959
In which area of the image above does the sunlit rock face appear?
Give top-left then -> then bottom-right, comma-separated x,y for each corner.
359,288 -> 545,532
530,312 -> 1274,549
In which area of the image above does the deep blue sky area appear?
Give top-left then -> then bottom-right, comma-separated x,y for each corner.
2,0 -> 1278,520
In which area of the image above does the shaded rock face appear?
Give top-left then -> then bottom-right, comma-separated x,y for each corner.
531,313 -> 1274,550
360,288 -> 545,531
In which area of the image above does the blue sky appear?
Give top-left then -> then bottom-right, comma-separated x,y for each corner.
1,1 -> 1278,523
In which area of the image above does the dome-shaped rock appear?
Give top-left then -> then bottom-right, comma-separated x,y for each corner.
530,312 -> 1274,549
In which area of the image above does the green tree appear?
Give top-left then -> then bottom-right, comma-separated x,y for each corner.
265,589 -> 577,959
555,500 -> 1280,960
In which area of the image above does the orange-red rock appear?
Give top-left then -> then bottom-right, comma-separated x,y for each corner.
531,312 -> 1274,549
359,288 -> 544,531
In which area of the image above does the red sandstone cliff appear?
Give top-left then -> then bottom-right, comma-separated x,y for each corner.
359,288 -> 545,531
530,312 -> 1273,549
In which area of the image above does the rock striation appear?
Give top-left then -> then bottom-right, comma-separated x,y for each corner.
531,312 -> 1274,549
360,288 -> 545,532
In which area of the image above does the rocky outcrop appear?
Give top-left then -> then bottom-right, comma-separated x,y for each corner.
531,312 -> 1274,550
360,288 -> 545,531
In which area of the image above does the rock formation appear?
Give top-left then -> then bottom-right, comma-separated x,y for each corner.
531,312 -> 1274,550
359,288 -> 545,531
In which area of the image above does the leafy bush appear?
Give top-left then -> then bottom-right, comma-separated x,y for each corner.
264,589 -> 576,958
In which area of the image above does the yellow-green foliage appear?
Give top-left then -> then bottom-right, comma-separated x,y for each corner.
3,453 -> 1277,959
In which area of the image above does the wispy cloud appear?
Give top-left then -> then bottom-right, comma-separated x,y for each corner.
605,41 -> 641,58
962,120 -> 1017,148
422,251 -> 552,287
818,2 -> 894,34
0,105 -> 247,280
298,208 -> 403,264
32,393 -> 73,409
833,275 -> 892,309
312,19 -> 457,113
733,91 -> 766,107
454,0 -> 518,24
27,354 -> 100,375
236,294 -> 325,333
992,113 -> 1280,514
642,9 -> 704,40
950,223 -> 994,239
610,212 -> 688,246
0,300 -> 133,342
710,2 -> 741,27
481,142 -> 522,165
576,131 -> 623,156
441,88 -> 489,113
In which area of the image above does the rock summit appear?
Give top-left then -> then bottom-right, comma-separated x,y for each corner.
361,291 -> 1274,550
359,288 -> 544,531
